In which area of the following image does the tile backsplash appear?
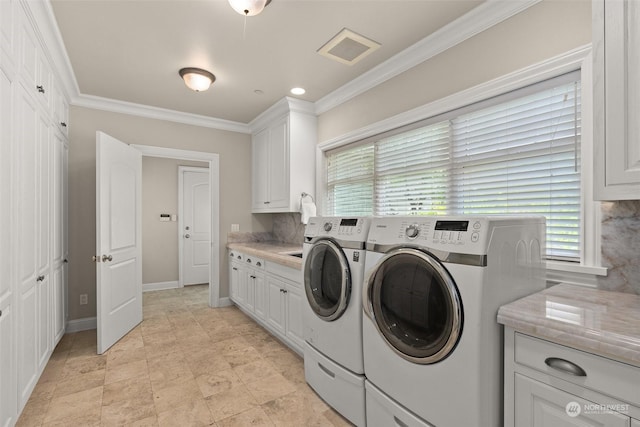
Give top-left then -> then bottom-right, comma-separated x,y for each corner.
598,200 -> 640,294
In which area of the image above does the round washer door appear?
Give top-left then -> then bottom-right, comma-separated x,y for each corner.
364,247 -> 463,364
304,239 -> 351,321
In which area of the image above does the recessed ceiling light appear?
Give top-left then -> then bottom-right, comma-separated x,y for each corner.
290,87 -> 306,95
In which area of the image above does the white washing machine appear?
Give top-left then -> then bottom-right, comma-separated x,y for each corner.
362,216 -> 546,427
302,216 -> 371,427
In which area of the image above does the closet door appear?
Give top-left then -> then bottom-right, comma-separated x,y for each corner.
0,59 -> 17,427
15,83 -> 39,409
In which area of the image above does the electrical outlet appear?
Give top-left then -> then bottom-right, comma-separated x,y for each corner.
231,223 -> 240,232
80,294 -> 88,305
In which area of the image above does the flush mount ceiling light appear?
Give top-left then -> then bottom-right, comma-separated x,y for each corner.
228,0 -> 271,16
290,87 -> 306,95
179,67 -> 216,92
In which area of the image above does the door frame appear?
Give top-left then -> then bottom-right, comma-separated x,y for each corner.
132,144 -> 221,308
178,165 -> 210,288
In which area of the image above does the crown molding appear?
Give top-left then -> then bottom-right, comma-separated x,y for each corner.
314,0 -> 542,115
73,94 -> 251,134
248,96 -> 316,133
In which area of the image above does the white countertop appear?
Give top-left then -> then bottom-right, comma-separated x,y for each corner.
498,283 -> 640,367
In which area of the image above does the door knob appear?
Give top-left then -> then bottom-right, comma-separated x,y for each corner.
102,254 -> 113,262
185,234 -> 191,239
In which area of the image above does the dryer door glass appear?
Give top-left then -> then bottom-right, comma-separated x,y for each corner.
368,248 -> 462,364
304,240 -> 351,321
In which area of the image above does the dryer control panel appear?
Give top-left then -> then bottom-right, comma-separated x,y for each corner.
366,216 -> 492,255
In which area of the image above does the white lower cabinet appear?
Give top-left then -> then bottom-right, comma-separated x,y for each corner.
515,374 -> 629,427
505,327 -> 640,427
229,249 -> 303,354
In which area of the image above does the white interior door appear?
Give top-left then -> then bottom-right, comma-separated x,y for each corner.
180,167 -> 210,286
96,131 -> 142,354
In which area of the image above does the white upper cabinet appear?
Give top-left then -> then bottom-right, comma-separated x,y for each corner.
594,0 -> 640,200
251,98 -> 317,213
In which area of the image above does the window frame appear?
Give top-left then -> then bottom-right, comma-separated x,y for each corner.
316,46 -> 607,283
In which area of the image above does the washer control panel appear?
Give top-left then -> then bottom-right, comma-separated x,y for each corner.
305,216 -> 371,242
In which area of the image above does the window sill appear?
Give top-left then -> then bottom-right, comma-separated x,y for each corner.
546,260 -> 608,277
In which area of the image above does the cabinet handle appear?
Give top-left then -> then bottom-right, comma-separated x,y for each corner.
36,85 -> 45,93
36,275 -> 45,282
250,275 -> 256,279
237,255 -> 241,259
256,262 -> 262,267
64,259 -> 69,263
317,362 -> 335,378
246,258 -> 252,263
0,310 -> 2,317
544,357 -> 587,377
282,289 -> 288,294
61,122 -> 67,127
232,267 -> 238,271
264,201 -> 270,204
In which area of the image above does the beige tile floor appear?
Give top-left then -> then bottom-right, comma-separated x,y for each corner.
17,285 -> 353,426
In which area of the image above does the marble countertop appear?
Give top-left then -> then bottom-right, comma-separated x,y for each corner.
498,283 -> 640,367
227,241 -> 303,270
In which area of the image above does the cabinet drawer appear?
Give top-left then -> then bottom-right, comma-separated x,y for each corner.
266,261 -> 301,284
244,255 -> 264,270
228,250 -> 244,262
515,333 -> 640,406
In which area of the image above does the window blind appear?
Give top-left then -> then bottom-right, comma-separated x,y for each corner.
325,73 -> 581,260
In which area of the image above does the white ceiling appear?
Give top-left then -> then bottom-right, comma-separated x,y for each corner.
50,0 -> 485,125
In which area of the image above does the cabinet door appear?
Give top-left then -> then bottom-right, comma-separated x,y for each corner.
245,270 -> 255,312
237,265 -> 247,307
632,419 -> 640,427
52,265 -> 64,345
284,282 -> 304,351
0,64 -> 16,427
594,0 -> 640,199
266,276 -> 286,335
253,273 -> 266,320
266,117 -> 288,208
251,128 -> 269,209
230,261 -> 240,301
515,374 -> 630,427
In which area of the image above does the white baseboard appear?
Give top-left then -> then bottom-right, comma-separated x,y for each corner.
66,317 -> 97,333
143,280 -> 179,292
217,297 -> 232,307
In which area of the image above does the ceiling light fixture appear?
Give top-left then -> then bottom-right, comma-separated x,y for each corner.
290,87 -> 306,95
228,0 -> 271,17
179,67 -> 216,92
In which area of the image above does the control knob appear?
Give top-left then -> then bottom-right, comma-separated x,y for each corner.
324,222 -> 333,232
406,224 -> 420,239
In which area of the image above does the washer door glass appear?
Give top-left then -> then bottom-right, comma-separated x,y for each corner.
368,248 -> 463,364
304,240 -> 351,321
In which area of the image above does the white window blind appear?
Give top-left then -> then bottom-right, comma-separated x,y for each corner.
325,72 -> 581,260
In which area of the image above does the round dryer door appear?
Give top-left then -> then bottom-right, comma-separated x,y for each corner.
304,239 -> 351,321
364,247 -> 463,364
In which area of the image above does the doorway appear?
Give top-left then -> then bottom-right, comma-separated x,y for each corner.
134,144 -> 221,308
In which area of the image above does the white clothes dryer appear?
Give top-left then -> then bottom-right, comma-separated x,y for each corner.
362,216 -> 546,427
302,216 -> 371,427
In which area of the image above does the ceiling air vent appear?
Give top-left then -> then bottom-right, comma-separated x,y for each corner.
317,28 -> 381,66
